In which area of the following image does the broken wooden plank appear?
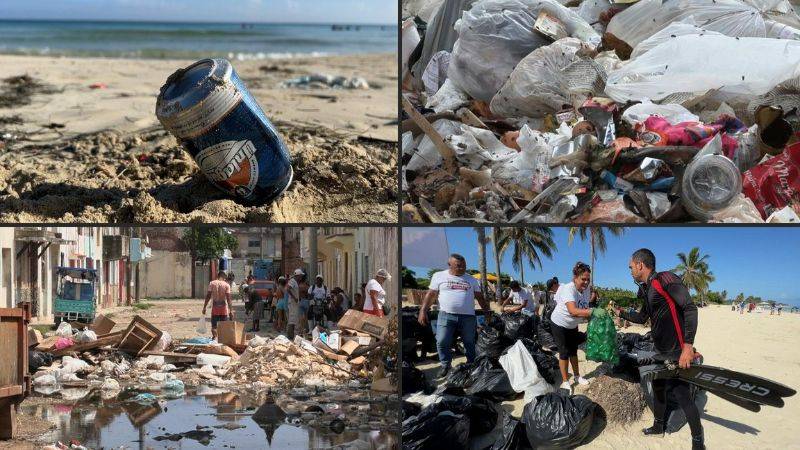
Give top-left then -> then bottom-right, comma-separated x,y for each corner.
50,331 -> 123,357
457,108 -> 488,129
117,316 -> 162,356
402,96 -> 457,174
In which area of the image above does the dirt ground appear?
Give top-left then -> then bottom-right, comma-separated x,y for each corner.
0,54 -> 398,223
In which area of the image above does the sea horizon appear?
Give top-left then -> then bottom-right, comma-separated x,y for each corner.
0,19 -> 398,60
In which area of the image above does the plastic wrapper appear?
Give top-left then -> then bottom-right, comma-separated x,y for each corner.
585,308 -> 619,364
606,34 -> 800,103
682,136 -> 743,221
406,119 -> 463,172
621,101 -> 699,127
74,330 -> 97,343
629,20 -> 724,59
422,51 -> 451,97
402,18 -> 421,70
447,124 -> 518,169
493,124 -> 571,191
410,0 -> 472,93
767,205 -> 800,222
426,78 -> 470,113
55,337 -> 74,350
403,0 -> 446,23
56,321 -> 73,337
637,115 -> 745,159
575,0 -> 614,34
490,38 -> 587,119
742,141 -> 800,218
574,198 -> 647,223
521,391 -> 597,449
606,0 -> 800,51
710,193 -> 765,223
448,0 -> 600,102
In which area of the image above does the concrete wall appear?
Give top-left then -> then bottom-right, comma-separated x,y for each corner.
140,250 -> 192,298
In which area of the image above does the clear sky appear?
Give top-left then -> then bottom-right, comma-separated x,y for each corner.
403,227 -> 800,306
0,0 -> 396,24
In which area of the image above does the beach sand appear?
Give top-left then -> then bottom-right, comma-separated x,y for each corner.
0,53 -> 398,223
412,304 -> 800,450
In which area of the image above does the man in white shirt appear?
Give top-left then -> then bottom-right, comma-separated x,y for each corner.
418,253 -> 491,378
286,268 -> 303,340
501,281 -> 536,316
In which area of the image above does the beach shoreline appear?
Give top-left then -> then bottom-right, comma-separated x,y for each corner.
0,52 -> 398,223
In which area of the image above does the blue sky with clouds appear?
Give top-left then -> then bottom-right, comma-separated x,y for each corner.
0,0 -> 395,24
403,227 -> 800,305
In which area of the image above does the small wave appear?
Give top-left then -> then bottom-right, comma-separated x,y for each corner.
227,51 -> 332,61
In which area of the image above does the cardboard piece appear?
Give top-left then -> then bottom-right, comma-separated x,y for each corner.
313,337 -> 336,354
90,314 -> 116,335
341,340 -> 361,356
342,335 -> 374,346
28,328 -> 42,348
349,356 -> 366,366
318,348 -> 349,361
337,310 -> 389,338
217,321 -> 245,347
36,336 -> 60,352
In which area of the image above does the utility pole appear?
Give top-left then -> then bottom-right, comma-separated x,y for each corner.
134,226 -> 141,304
308,227 -> 318,282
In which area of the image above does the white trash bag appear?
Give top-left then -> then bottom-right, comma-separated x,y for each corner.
196,317 -> 207,334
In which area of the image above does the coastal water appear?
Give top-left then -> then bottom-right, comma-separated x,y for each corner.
0,20 -> 397,60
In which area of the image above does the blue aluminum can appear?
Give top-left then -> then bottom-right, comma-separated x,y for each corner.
156,58 -> 292,204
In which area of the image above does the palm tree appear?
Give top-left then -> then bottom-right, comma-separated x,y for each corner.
674,247 -> 715,303
492,227 -> 502,302
567,226 -> 626,289
495,227 -> 556,286
476,227 -> 488,298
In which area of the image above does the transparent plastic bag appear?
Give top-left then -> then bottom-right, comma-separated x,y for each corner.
196,316 -> 207,334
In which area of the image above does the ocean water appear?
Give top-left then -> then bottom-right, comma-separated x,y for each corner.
0,20 -> 397,60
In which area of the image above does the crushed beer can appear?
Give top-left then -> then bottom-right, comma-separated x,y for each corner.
156,58 -> 293,204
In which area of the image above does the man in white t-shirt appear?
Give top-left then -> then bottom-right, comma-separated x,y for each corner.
286,268 -> 303,340
364,269 -> 390,317
418,253 -> 490,378
501,280 -> 536,316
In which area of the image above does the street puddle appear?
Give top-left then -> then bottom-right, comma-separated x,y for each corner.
22,387 -> 398,449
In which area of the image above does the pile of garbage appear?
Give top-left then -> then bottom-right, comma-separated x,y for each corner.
402,0 -> 800,223
26,310 -> 393,400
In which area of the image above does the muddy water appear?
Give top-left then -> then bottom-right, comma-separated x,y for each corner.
22,388 -> 398,449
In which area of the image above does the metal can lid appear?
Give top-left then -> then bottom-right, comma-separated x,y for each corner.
156,58 -> 233,119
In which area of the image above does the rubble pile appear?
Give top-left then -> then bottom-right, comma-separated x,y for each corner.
226,337 -> 354,387
402,0 -> 800,223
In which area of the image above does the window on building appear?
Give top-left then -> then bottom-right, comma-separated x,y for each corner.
248,240 -> 260,248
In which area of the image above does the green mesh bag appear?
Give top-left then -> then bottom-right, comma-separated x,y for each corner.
585,308 -> 619,364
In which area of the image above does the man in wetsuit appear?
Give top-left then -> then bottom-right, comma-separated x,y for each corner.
617,248 -> 704,450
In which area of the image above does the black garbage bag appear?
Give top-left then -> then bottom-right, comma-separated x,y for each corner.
443,361 -> 476,389
613,332 -> 658,380
492,410 -> 533,450
536,322 -> 557,351
432,394 -> 499,436
517,339 -> 561,385
466,356 -> 517,401
403,401 -> 422,421
28,350 -> 53,373
403,409 -> 470,450
500,312 -> 536,341
477,326 -> 513,360
402,361 -> 432,395
521,391 -> 597,449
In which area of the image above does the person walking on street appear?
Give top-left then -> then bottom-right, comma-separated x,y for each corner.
364,269 -> 391,317
550,262 -> 593,392
618,248 -> 704,450
202,270 -> 234,340
286,269 -> 304,340
245,285 -> 264,332
418,254 -> 491,379
308,275 -> 328,330
274,277 -> 288,332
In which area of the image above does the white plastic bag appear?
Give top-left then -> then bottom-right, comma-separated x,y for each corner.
498,340 -> 548,393
74,330 -> 97,343
56,321 -> 73,337
490,38 -> 587,119
196,317 -> 207,334
425,78 -> 469,113
196,353 -> 231,368
621,101 -> 699,127
606,34 -> 800,103
155,331 -> 172,352
406,119 -> 463,172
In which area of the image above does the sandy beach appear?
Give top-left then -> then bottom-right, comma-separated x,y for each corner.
0,53 -> 398,222
411,304 -> 800,450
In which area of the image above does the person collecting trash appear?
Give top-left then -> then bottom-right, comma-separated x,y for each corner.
617,248 -> 704,450
550,262 -> 594,392
363,269 -> 391,317
501,280 -> 536,316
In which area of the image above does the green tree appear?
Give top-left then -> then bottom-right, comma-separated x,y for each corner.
182,227 -> 238,263
495,227 -> 556,286
735,292 -> 745,304
401,266 -> 419,289
568,226 -> 626,289
674,247 -> 715,303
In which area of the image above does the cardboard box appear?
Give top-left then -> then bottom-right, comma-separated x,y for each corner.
90,314 -> 116,336
217,321 -> 245,346
313,337 -> 336,354
337,310 -> 388,338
